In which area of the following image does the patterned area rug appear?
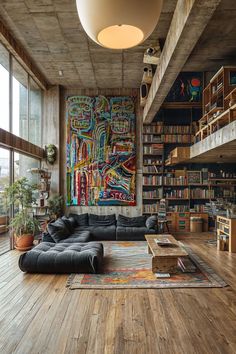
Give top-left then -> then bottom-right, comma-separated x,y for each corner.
67,241 -> 227,289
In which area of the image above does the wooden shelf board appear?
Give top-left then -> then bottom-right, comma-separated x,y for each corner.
162,102 -> 202,109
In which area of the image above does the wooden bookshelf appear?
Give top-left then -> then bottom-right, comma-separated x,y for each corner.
217,216 -> 236,253
195,66 -> 236,142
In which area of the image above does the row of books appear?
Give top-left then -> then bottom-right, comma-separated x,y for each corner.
143,204 -> 159,213
143,123 -> 163,134
143,190 -> 163,199
209,172 -> 236,178
143,176 -> 162,185
168,205 -> 189,212
191,204 -> 209,212
143,134 -> 162,143
162,134 -> 192,143
143,124 -> 192,135
165,188 -> 189,199
143,165 -> 162,173
143,158 -> 162,165
163,176 -> 187,185
143,144 -> 163,155
163,125 -> 191,134
190,189 -> 214,198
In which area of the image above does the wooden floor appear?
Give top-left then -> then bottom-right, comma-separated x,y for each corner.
0,233 -> 236,354
0,232 -> 10,255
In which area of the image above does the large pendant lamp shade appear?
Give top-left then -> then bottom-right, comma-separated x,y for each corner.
76,0 -> 163,50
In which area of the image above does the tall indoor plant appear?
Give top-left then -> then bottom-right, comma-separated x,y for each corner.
4,177 -> 40,251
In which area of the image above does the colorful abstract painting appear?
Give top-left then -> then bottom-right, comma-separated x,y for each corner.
66,95 -> 136,206
165,72 -> 203,102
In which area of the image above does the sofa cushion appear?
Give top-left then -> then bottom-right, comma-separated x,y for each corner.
69,213 -> 88,227
116,226 -> 156,241
89,214 -> 116,226
19,242 -> 104,274
62,216 -> 75,234
47,218 -> 70,243
42,232 -> 54,243
146,215 -> 157,230
117,215 -> 146,227
59,230 -> 91,243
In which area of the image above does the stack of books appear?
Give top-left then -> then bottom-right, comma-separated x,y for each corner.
178,257 -> 196,273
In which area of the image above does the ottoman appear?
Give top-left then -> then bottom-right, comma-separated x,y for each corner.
19,242 -> 104,274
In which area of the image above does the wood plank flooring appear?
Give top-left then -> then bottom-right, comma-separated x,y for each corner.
0,232 -> 10,255
0,233 -> 236,354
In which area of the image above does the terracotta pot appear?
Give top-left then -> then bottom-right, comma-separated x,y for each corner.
14,233 -> 34,251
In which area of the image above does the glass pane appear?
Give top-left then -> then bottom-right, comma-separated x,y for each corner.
29,78 -> 42,146
0,148 -> 10,254
12,58 -> 28,139
0,43 -> 9,131
14,152 -> 40,184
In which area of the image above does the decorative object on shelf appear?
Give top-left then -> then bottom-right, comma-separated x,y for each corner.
45,144 -> 57,165
66,95 -> 136,206
142,66 -> 153,84
187,171 -> 202,184
140,82 -> 149,107
143,44 -> 161,65
165,72 -> 203,103
28,168 -> 51,216
47,195 -> 64,220
4,177 -> 40,251
76,0 -> 163,49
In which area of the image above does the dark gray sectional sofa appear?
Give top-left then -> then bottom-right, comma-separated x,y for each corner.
19,214 -> 157,274
42,213 -> 157,243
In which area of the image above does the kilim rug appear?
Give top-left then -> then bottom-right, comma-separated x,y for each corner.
67,241 -> 227,289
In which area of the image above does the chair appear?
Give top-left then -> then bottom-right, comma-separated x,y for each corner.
157,199 -> 170,234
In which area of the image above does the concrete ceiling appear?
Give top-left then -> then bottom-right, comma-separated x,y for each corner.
0,0 -> 236,89
184,0 -> 236,72
0,0 -> 177,88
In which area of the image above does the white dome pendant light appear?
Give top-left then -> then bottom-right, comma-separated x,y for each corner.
76,0 -> 163,50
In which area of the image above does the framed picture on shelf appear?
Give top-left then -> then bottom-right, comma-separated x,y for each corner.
187,171 -> 202,185
165,72 -> 203,102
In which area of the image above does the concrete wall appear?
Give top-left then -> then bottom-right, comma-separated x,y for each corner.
57,87 -> 143,217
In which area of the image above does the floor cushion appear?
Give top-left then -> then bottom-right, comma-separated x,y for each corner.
19,242 -> 104,274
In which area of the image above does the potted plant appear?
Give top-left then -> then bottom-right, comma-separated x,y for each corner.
47,195 -> 64,220
4,177 -> 41,251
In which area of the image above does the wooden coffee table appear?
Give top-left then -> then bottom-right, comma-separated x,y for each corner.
145,234 -> 188,274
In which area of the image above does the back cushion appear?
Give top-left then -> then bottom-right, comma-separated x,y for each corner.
89,214 -> 116,226
117,215 -> 146,227
69,213 -> 89,227
47,218 -> 70,243
62,216 -> 75,233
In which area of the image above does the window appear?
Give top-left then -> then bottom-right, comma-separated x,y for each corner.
0,44 -> 43,145
12,58 -> 28,140
0,43 -> 9,131
0,147 -> 10,254
29,78 -> 42,146
14,152 -> 40,184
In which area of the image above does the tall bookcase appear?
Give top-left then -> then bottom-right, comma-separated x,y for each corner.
142,119 -> 236,232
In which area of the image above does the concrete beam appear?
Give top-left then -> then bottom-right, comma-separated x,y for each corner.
190,120 -> 236,162
143,0 -> 221,123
